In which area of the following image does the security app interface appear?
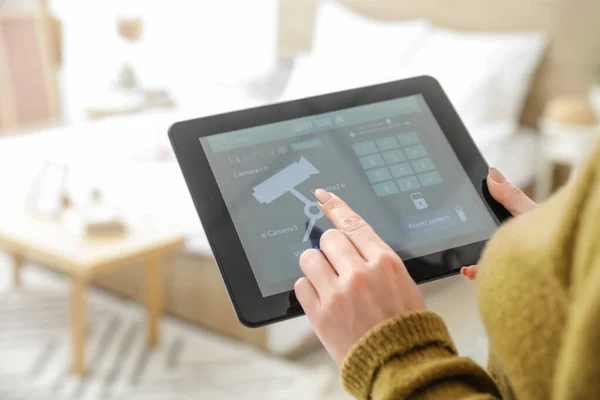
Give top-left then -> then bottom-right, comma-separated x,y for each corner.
201,95 -> 496,296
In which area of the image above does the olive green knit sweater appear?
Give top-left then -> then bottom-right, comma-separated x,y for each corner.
341,142 -> 600,400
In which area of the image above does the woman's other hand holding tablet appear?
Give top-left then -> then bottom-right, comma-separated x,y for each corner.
294,189 -> 426,365
461,167 -> 537,281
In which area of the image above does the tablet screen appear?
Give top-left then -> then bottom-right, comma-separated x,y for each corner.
200,94 -> 496,296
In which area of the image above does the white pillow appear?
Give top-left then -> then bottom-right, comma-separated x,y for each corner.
310,1 -> 430,66
408,28 -> 547,125
282,1 -> 431,100
281,55 -> 413,100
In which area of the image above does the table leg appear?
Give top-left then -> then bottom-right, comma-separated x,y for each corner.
11,253 -> 24,288
145,256 -> 163,347
70,277 -> 87,376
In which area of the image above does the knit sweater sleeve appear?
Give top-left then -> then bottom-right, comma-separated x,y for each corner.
552,257 -> 600,399
340,311 -> 501,400
551,140 -> 600,399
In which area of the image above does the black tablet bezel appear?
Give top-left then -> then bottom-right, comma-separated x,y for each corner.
169,76 -> 511,327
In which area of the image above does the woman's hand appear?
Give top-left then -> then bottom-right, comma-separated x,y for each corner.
295,189 -> 426,365
461,167 -> 536,280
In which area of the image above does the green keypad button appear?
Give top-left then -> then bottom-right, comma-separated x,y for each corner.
366,167 -> 392,184
389,162 -> 414,178
396,176 -> 421,192
375,136 -> 399,151
352,141 -> 378,156
410,157 -> 435,173
382,149 -> 406,164
373,180 -> 399,197
359,154 -> 385,170
397,132 -> 420,146
418,171 -> 443,186
404,145 -> 428,160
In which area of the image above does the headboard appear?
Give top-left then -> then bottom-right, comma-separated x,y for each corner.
277,0 -> 600,127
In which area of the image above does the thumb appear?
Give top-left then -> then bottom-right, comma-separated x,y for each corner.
487,167 -> 536,216
461,265 -> 478,281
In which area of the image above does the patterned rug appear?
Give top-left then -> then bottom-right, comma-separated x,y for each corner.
0,284 -> 331,400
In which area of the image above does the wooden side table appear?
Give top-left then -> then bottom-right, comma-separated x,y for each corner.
0,214 -> 185,376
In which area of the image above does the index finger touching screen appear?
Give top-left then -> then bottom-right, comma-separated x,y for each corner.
315,189 -> 389,260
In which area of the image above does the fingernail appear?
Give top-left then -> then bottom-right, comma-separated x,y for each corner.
314,189 -> 331,204
460,267 -> 467,276
489,167 -> 507,183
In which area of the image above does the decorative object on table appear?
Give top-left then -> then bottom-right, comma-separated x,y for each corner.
110,20 -> 142,103
535,96 -> 600,201
590,64 -> 600,120
86,16 -> 174,120
115,17 -> 143,91
61,187 -> 127,237
26,161 -> 69,219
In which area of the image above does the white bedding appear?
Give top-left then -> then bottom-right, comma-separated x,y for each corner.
0,87 -> 262,251
0,109 -> 535,256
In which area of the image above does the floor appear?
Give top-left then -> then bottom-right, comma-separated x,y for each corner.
0,249 -> 488,400
0,254 -> 350,400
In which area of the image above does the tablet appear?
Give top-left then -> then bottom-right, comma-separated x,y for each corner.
169,76 -> 510,327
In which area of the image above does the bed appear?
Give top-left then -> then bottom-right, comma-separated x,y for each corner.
1,0 -> 598,357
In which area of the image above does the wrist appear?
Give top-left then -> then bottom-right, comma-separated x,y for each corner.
341,311 -> 456,399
